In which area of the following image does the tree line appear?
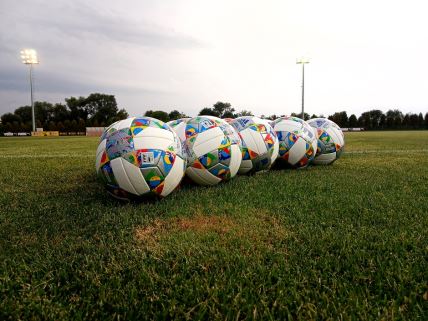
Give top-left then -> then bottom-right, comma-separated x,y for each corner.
325,109 -> 428,130
0,93 -> 128,133
1,96 -> 428,133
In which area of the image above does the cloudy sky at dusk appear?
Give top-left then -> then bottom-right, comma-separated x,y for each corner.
1,0 -> 427,117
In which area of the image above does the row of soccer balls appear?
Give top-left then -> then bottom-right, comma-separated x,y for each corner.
95,115 -> 345,200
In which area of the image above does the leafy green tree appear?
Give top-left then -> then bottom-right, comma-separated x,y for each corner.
144,110 -> 170,122
11,121 -> 21,132
261,114 -> 278,120
78,118 -> 86,132
198,107 -> 219,117
52,103 -> 70,123
425,113 -> 428,129
213,102 -> 235,118
1,113 -> 21,124
22,121 -> 31,132
66,96 -> 87,121
402,114 -> 410,129
328,111 -> 348,127
47,121 -> 57,131
14,106 -> 32,123
114,108 -> 128,122
34,101 -> 54,124
358,110 -> 383,130
418,113 -> 424,129
70,119 -> 78,132
385,109 -> 403,129
168,110 -> 188,120
199,102 -> 236,118
85,93 -> 121,125
57,121 -> 65,132
409,113 -> 419,129
64,119 -> 72,131
236,110 -> 253,117
290,112 -> 310,120
379,114 -> 386,129
348,114 -> 358,127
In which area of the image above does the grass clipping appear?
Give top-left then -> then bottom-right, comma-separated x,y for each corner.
135,210 -> 289,256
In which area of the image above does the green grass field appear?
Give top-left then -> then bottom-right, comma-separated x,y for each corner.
0,131 -> 427,320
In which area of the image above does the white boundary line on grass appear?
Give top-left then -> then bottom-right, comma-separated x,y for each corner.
0,149 -> 427,158
0,154 -> 94,158
345,149 -> 428,154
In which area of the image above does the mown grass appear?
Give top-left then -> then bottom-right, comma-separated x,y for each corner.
0,132 -> 427,320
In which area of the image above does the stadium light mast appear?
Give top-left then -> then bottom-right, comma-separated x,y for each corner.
296,57 -> 309,120
20,49 -> 39,132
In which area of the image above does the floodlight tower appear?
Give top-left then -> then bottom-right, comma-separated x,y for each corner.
20,49 -> 39,132
296,57 -> 309,120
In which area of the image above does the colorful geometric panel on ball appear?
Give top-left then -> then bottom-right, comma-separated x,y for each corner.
218,147 -> 231,161
278,143 -> 289,157
199,152 -> 218,169
106,129 -> 134,160
158,151 -> 176,176
208,163 -> 231,180
185,124 -> 198,138
242,147 -> 251,160
137,149 -> 163,168
140,167 -> 164,189
131,118 -> 150,136
100,162 -> 117,185
264,134 -> 275,149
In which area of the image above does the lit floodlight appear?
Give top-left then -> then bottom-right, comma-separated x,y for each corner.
296,58 -> 310,64
20,49 -> 39,132
20,49 -> 39,65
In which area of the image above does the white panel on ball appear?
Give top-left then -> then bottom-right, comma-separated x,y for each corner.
96,139 -> 107,157
117,117 -> 135,130
160,157 -> 185,196
239,128 -> 268,155
287,138 -> 307,165
121,158 -> 150,195
192,127 -> 225,156
110,158 -> 138,195
239,160 -> 253,173
186,167 -> 222,186
313,153 -> 337,165
228,144 -> 242,177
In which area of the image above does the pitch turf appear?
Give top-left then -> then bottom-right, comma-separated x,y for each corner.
0,131 -> 427,320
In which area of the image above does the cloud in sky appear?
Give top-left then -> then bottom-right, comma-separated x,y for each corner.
1,0 -> 427,117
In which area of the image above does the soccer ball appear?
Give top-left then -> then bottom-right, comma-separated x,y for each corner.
95,117 -> 185,200
272,116 -> 317,168
230,116 -> 279,174
307,118 -> 345,165
184,116 -> 242,185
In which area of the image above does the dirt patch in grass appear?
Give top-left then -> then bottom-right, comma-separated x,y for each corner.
135,209 -> 290,255
135,215 -> 236,243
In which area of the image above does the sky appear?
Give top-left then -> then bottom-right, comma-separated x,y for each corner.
1,0 -> 427,118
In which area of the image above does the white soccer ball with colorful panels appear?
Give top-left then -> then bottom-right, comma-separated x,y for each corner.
272,116 -> 318,168
169,116 -> 242,185
307,118 -> 345,165
95,117 -> 185,200
96,115 -> 345,199
229,116 -> 279,174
